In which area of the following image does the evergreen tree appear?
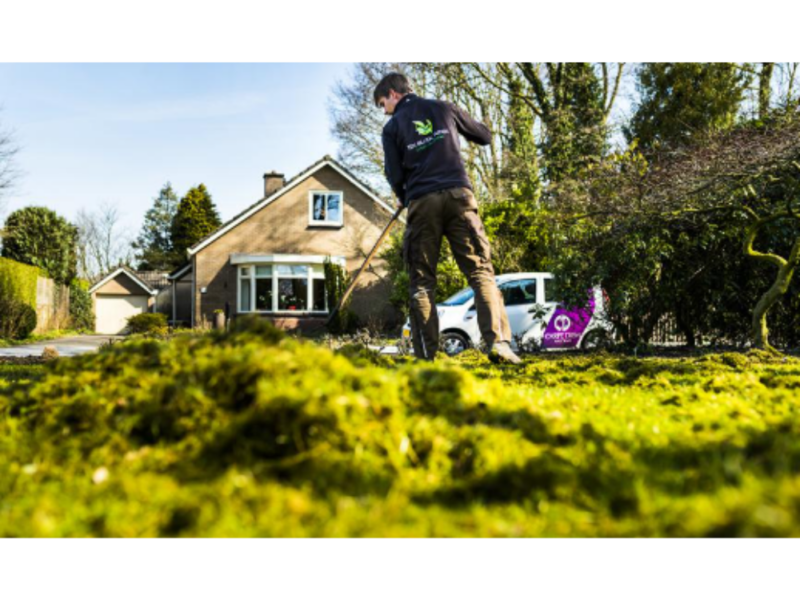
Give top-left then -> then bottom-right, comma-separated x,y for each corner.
1,206 -> 78,283
170,184 -> 222,260
539,63 -> 608,183
626,63 -> 751,152
502,70 -> 541,201
133,183 -> 180,270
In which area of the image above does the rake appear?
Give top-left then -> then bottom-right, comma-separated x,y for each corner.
324,205 -> 405,330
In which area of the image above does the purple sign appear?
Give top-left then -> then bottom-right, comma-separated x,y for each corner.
542,297 -> 596,349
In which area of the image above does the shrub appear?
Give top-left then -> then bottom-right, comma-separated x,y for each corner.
126,312 -> 168,335
69,279 -> 94,331
324,258 -> 358,334
0,297 -> 37,339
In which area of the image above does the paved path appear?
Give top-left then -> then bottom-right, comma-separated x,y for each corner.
0,335 -> 123,358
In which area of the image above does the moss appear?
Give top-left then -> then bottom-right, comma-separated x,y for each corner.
3,332 -> 800,536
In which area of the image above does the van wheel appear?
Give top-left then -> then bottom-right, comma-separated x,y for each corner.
441,332 -> 471,356
581,329 -> 611,351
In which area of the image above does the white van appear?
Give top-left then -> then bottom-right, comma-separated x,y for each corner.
401,272 -> 613,356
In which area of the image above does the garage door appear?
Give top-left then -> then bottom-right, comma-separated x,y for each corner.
96,295 -> 150,334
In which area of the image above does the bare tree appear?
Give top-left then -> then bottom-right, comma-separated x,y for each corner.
0,112 -> 20,218
75,202 -> 136,281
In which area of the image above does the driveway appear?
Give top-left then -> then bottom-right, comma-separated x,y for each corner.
0,335 -> 123,358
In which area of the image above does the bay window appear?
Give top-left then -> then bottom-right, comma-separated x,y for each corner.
238,260 -> 332,314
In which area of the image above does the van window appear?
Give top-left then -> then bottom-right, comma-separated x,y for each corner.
500,279 -> 537,306
544,278 -> 558,303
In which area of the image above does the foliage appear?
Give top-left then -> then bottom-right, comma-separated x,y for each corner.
170,184 -> 222,260
626,63 -> 751,153
126,312 -> 168,335
1,206 -> 78,284
323,258 -> 358,334
535,62 -> 609,183
481,200 -> 550,273
0,256 -> 40,340
69,279 -> 94,332
380,228 -> 467,320
3,331 -> 800,536
134,183 -> 182,271
550,117 -> 800,349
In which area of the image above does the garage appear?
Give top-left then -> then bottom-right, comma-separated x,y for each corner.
89,268 -> 157,334
95,294 -> 150,334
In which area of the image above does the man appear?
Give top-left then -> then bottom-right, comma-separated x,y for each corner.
374,72 -> 522,365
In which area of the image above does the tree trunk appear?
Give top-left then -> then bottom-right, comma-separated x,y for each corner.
751,238 -> 800,350
759,63 -> 775,120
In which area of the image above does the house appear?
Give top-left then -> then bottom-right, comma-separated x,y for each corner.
89,267 -> 171,334
169,155 -> 400,331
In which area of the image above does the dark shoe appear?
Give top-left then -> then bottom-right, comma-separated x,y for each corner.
488,341 -> 523,365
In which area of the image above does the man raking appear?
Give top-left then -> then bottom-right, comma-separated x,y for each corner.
374,72 -> 522,365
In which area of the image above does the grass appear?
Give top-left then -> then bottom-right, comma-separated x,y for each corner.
1,323 -> 800,537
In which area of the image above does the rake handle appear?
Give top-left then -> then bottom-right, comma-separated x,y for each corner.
326,206 -> 404,328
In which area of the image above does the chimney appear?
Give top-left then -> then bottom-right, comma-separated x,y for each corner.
263,171 -> 285,197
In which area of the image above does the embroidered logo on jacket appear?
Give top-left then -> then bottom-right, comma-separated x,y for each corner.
413,119 -> 433,135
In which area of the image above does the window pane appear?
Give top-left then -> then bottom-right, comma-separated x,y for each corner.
275,265 -> 308,276
313,194 -> 326,221
255,266 -> 272,277
240,267 -> 250,277
255,278 -> 273,311
312,279 -> 326,311
544,279 -> 557,303
501,280 -> 537,306
278,279 -> 308,311
240,278 -> 251,312
327,194 -> 341,222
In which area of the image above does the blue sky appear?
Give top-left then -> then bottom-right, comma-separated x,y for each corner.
0,63 -> 354,235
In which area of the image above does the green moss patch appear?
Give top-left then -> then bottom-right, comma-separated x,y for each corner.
2,329 -> 800,537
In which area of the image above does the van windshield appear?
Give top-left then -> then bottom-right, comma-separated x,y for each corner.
440,287 -> 475,306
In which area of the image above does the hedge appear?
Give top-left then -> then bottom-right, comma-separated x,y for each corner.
0,257 -> 40,339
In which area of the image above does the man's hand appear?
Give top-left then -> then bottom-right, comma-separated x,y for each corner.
396,198 -> 405,211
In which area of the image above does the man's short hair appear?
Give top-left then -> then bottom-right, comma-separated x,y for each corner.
373,72 -> 412,106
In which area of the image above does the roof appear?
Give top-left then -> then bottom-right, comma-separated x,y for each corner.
187,155 -> 401,256
168,262 -> 193,280
89,267 -> 159,295
135,271 -> 171,291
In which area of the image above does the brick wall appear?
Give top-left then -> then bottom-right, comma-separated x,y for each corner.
193,165 -> 398,329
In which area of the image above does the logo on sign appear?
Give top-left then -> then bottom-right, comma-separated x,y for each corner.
554,315 -> 572,332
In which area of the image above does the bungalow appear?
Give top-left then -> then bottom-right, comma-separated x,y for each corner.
170,155 -> 400,331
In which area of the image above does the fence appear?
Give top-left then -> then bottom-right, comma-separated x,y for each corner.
34,276 -> 70,333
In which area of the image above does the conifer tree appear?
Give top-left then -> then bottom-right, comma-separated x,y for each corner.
626,63 -> 751,152
170,184 -> 222,260
133,183 -> 180,271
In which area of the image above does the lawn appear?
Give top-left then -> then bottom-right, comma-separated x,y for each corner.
1,323 -> 799,537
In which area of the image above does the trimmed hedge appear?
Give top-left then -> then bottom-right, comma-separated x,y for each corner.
126,312 -> 168,335
0,257 -> 40,339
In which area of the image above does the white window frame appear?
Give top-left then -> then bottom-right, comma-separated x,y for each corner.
237,261 -> 332,315
308,190 -> 344,227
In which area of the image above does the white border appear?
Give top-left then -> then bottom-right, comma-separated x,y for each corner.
88,267 -> 158,296
308,190 -> 344,227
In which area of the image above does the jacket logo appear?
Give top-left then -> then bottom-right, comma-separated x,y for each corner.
413,119 -> 433,135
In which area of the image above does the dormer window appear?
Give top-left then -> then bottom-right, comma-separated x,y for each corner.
309,191 -> 344,227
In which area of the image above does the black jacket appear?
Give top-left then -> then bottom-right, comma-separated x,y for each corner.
381,94 -> 491,205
